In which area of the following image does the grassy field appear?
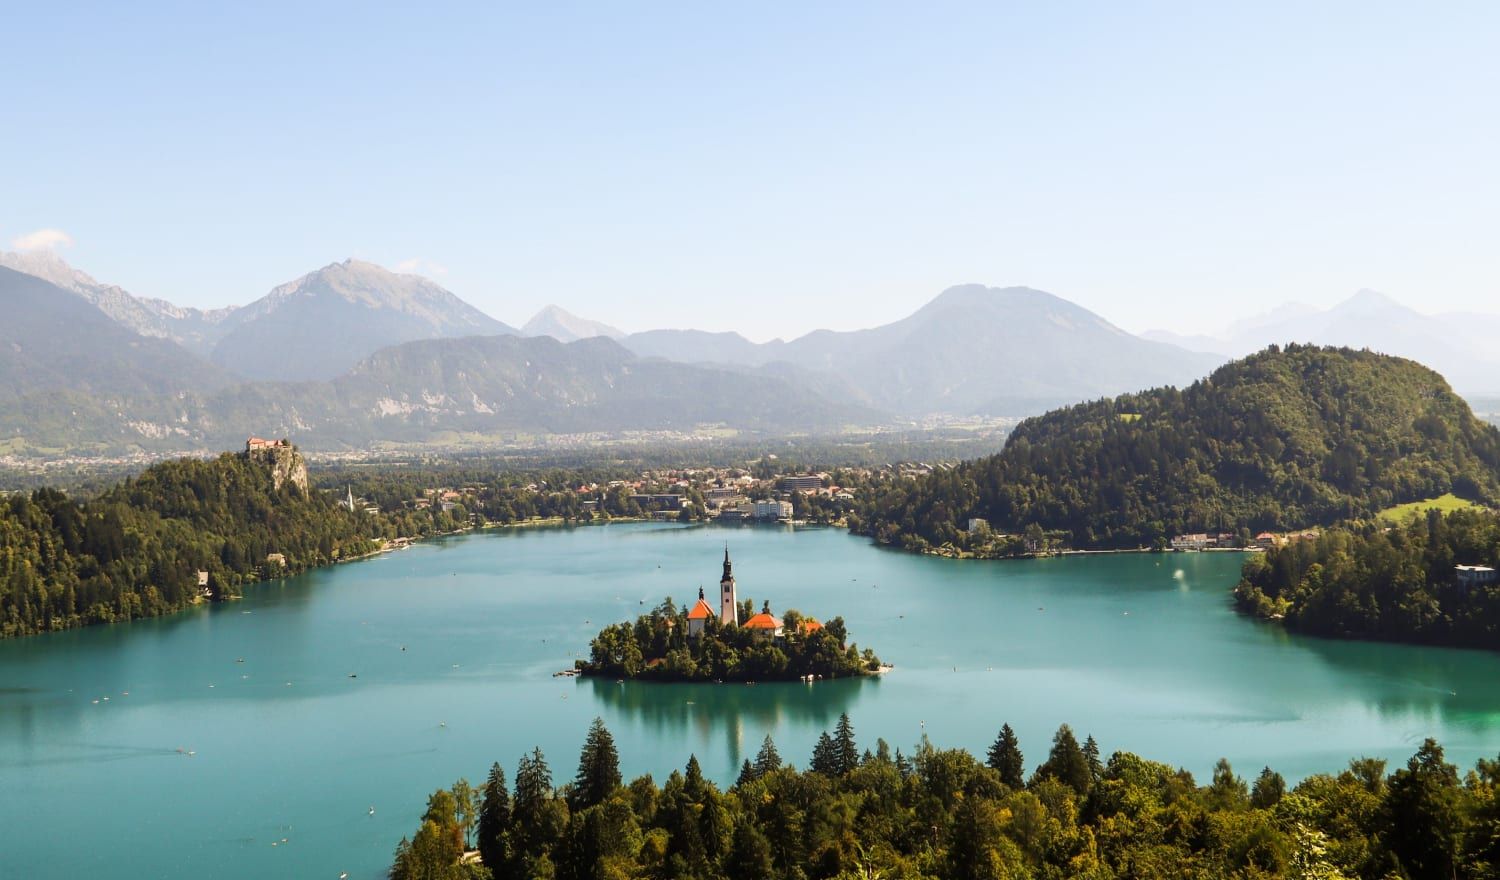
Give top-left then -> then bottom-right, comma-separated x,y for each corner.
1378,493 -> 1486,522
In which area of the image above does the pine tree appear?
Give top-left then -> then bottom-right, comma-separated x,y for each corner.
737,759 -> 757,787
986,724 -> 1025,788
1036,723 -> 1091,795
685,754 -> 709,802
571,717 -> 622,811
1250,766 -> 1286,809
810,732 -> 838,776
1208,757 -> 1248,811
477,762 -> 510,870
753,735 -> 782,777
727,818 -> 775,880
833,712 -> 859,775
1082,735 -> 1102,784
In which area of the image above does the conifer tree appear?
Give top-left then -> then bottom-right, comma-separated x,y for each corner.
1250,766 -> 1286,809
986,723 -> 1025,788
753,735 -> 782,776
1036,724 -> 1091,795
810,732 -> 838,776
478,762 -> 510,870
737,759 -> 757,787
1082,735 -> 1103,784
570,717 -> 622,811
834,712 -> 859,775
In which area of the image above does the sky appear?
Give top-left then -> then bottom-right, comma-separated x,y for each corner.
3,1 -> 1498,341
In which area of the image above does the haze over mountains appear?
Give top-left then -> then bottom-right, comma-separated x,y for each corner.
1145,290 -> 1500,393
3,248 -> 1495,458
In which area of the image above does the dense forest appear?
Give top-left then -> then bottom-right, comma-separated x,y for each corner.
1236,507 -> 1500,649
855,346 -> 1500,553
579,598 -> 880,682
0,445 -> 447,638
391,715 -> 1500,880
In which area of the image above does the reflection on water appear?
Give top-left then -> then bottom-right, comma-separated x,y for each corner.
585,675 -> 874,765
1292,632 -> 1500,733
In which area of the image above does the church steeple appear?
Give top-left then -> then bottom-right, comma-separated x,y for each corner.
719,545 -> 738,626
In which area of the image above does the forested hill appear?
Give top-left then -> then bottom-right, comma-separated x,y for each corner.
856,345 -> 1500,551
0,444 -> 442,638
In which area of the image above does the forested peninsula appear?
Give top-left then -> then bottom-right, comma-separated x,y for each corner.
856,345 -> 1500,552
1236,507 -> 1500,649
391,714 -> 1500,880
0,441 -> 446,638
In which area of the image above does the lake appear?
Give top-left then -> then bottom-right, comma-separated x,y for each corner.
4,522 -> 1499,879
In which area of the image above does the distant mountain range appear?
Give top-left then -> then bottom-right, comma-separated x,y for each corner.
619,284 -> 1221,416
0,277 -> 873,453
5,248 -> 1494,459
1144,289 -> 1500,393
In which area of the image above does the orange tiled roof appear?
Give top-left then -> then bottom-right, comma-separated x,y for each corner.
743,612 -> 783,630
687,598 -> 716,620
799,619 -> 823,634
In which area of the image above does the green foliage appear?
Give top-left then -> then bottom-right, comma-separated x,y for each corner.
571,718 -> 623,812
578,601 -> 878,682
858,346 -> 1500,552
397,717 -> 1500,880
0,445 -> 436,638
1235,507 -> 1500,649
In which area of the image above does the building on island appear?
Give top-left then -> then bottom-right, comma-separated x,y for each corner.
742,600 -> 785,640
719,548 -> 738,625
687,587 -> 717,637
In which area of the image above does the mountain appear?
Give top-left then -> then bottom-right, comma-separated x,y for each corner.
522,305 -> 624,342
857,345 -> 1500,551
0,333 -> 882,456
624,285 -> 1222,416
0,249 -> 234,354
209,260 -> 520,381
1144,290 -> 1500,393
0,266 -> 232,404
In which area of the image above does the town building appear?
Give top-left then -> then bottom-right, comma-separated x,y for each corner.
1456,565 -> 1499,589
779,475 -> 825,493
752,499 -> 793,521
968,517 -> 988,534
1171,533 -> 1211,551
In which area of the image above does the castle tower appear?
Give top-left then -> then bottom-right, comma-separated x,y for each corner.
719,546 -> 738,625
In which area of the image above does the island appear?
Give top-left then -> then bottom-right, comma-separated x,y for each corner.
576,549 -> 884,681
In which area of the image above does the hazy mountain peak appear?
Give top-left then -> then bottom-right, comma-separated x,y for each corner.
523,304 -> 624,342
210,259 -> 518,381
0,247 -> 103,295
1337,288 -> 1406,313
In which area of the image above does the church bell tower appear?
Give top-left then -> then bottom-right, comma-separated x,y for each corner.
719,546 -> 738,625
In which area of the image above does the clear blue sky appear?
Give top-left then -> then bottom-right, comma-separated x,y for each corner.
3,1 -> 1497,339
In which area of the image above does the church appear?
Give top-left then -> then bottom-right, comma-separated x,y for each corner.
685,548 -> 788,640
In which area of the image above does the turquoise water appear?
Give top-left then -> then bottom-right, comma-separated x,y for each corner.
3,523 -> 1499,879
